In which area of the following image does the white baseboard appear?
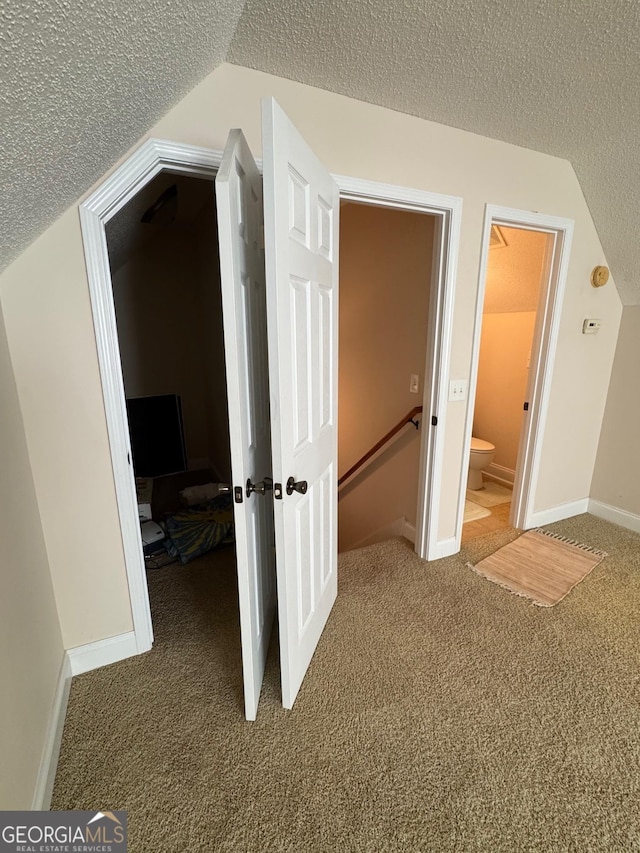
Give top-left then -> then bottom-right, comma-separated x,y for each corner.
527,498 -> 589,528
67,631 -> 139,677
32,654 -> 72,810
588,499 -> 640,534
429,536 -> 459,560
402,520 -> 416,543
484,463 -> 515,487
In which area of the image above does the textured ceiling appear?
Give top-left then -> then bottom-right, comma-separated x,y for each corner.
3,0 -> 640,305
0,0 -> 244,272
229,0 -> 640,305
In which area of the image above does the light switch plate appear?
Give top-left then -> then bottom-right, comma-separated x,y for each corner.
409,373 -> 420,394
449,379 -> 467,401
582,318 -> 601,334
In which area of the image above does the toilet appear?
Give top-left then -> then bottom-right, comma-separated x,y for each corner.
468,437 -> 496,490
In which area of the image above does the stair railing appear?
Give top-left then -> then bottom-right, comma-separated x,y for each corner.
338,406 -> 423,489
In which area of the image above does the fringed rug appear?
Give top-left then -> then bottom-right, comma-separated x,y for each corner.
468,528 -> 608,607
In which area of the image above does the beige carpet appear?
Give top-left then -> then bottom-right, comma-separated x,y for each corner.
469,527 -> 608,606
466,481 -> 512,507
52,515 -> 640,851
464,499 -> 491,523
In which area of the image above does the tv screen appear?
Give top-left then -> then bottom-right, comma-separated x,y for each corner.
126,394 -> 187,479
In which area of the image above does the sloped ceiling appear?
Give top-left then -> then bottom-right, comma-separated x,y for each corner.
0,0 -> 245,272
2,0 -> 639,305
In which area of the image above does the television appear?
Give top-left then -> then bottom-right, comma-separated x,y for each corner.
126,394 -> 187,478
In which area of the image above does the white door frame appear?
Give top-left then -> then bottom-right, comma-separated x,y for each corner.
80,138 -> 462,655
80,139 -> 223,653
334,177 -> 462,561
457,205 -> 574,542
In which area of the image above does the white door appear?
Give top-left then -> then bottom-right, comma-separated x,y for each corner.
216,129 -> 276,721
262,98 -> 340,709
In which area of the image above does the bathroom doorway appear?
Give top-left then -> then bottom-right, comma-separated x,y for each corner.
459,206 -> 574,540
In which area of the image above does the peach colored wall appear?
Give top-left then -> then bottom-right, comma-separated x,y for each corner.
338,203 -> 434,551
474,312 -> 537,473
591,305 -> 640,516
0,64 -> 622,648
473,228 -> 549,475
0,302 -> 64,808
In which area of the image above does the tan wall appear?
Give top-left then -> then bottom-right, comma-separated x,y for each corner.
111,199 -> 230,479
0,63 -> 622,648
338,203 -> 434,551
591,305 -> 640,515
194,193 -> 232,483
112,230 -> 212,467
473,228 -> 549,474
0,303 -> 64,808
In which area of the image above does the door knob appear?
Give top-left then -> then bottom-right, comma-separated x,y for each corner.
286,476 -> 308,496
246,477 -> 273,498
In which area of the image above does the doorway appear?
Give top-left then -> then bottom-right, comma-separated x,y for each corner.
104,168 -> 249,683
337,200 -> 438,552
80,137 -> 462,675
458,206 -> 574,542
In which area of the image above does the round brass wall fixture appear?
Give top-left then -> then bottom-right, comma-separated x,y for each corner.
591,265 -> 610,288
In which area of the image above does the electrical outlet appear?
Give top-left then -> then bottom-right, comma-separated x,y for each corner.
409,374 -> 420,394
449,380 -> 467,401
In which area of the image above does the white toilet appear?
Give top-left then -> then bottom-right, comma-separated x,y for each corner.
468,437 -> 496,490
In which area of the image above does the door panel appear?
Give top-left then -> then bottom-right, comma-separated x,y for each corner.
262,98 -> 340,709
216,129 -> 276,721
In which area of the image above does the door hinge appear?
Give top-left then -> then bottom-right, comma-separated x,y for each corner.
234,486 -> 243,504
274,483 -> 283,500
431,415 -> 438,426
524,401 -> 529,411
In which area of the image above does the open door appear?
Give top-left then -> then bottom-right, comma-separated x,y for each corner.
216,129 -> 276,720
262,98 -> 340,709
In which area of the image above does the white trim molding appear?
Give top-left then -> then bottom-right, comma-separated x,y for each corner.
485,463 -> 515,486
589,499 -> 640,534
67,631 -> 139,677
428,536 -> 459,560
32,655 -> 72,810
457,205 -> 574,545
528,498 -> 589,528
80,140 -> 225,655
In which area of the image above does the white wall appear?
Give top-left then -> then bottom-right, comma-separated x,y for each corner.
0,302 -> 64,808
591,305 -> 640,517
0,63 -> 622,649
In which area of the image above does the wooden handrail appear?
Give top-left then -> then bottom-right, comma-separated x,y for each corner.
338,406 -> 423,488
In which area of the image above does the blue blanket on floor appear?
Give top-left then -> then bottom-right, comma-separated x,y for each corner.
163,495 -> 235,565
